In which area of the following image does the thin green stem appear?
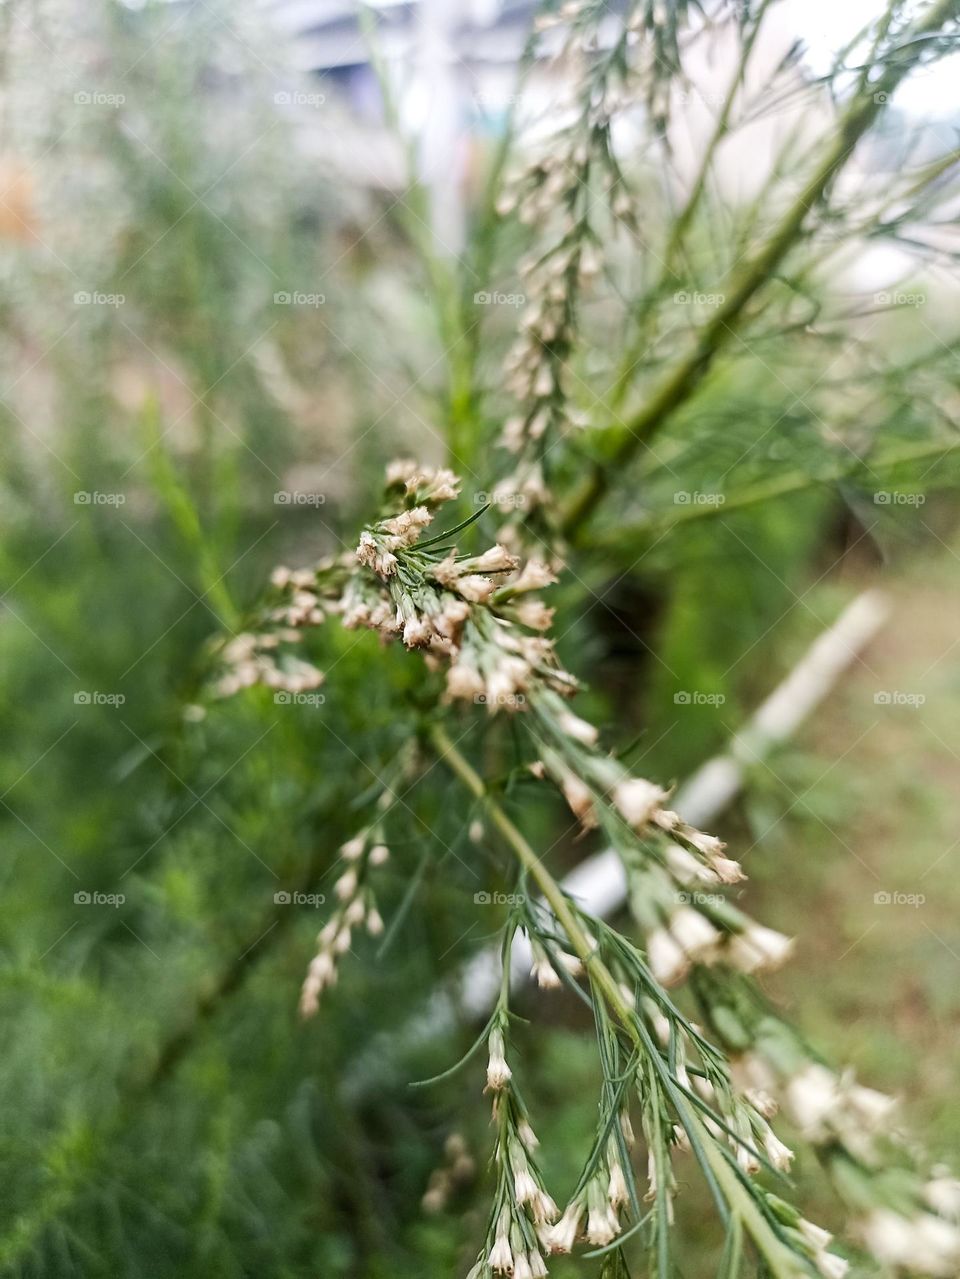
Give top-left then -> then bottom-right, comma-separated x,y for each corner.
584,433 -> 960,554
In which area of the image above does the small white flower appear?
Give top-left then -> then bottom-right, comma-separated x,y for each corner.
926,1176 -> 960,1219
847,1083 -> 897,1128
664,841 -> 717,884
365,906 -> 384,936
512,1254 -> 533,1279
647,926 -> 690,986
798,1218 -> 832,1251
531,956 -> 562,989
513,599 -> 555,631
555,709 -> 599,746
488,1233 -> 514,1273
711,855 -> 746,884
486,1029 -> 512,1091
340,835 -> 366,861
763,1129 -> 794,1171
402,616 -> 432,647
446,662 -> 487,702
512,559 -> 558,592
614,778 -> 667,828
585,1203 -> 620,1246
513,1167 -> 540,1207
344,897 -> 366,926
472,544 -> 521,574
785,1064 -> 840,1138
541,1200 -> 582,1253
607,1159 -> 629,1208
727,923 -> 793,973
455,574 -> 496,604
669,906 -> 722,962
334,868 -> 358,901
527,1248 -> 548,1278
816,1253 -> 849,1279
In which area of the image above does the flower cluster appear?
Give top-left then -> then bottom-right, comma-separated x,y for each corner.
490,2 -> 644,552
421,1134 -> 476,1215
212,626 -> 325,698
343,466 -> 577,713
697,972 -> 960,1277
527,697 -> 795,989
299,827 -> 388,1017
467,1019 -> 557,1279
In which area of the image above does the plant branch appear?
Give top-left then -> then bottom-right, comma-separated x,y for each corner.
560,0 -> 960,539
429,723 -> 807,1277
584,433 -> 960,555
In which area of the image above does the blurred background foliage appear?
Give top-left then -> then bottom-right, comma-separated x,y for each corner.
1,0 -> 959,1275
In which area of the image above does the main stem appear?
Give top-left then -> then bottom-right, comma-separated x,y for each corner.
429,724 -> 806,1277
